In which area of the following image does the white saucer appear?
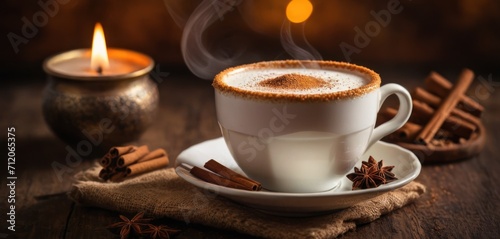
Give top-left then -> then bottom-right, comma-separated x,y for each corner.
175,137 -> 421,216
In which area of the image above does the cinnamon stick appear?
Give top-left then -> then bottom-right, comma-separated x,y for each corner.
136,148 -> 167,163
378,107 -> 398,122
109,171 -> 127,182
190,166 -> 251,190
412,87 -> 440,107
412,87 -> 480,125
99,155 -> 113,167
110,145 -> 136,157
416,69 -> 475,144
99,168 -> 111,180
424,71 -> 483,117
126,156 -> 169,176
411,100 -> 476,139
204,159 -> 262,191
396,121 -> 422,140
117,145 -> 149,167
379,108 -> 420,140
100,145 -> 136,167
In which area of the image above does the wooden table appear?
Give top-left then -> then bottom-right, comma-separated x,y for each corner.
1,71 -> 499,238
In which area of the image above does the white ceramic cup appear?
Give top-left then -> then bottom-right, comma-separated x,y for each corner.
213,60 -> 412,193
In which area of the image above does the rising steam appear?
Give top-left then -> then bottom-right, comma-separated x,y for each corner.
280,21 -> 323,61
163,0 -> 188,28
165,0 -> 248,79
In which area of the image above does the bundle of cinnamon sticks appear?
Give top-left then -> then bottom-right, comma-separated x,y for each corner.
379,69 -> 483,146
99,145 -> 169,182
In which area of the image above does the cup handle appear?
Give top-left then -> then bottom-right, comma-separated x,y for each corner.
366,83 -> 412,150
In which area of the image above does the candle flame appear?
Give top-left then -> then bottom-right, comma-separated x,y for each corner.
286,0 -> 313,23
91,23 -> 109,73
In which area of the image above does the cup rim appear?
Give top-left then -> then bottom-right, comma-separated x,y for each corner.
212,60 -> 381,102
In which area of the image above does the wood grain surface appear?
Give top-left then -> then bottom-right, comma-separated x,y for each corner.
0,73 -> 499,238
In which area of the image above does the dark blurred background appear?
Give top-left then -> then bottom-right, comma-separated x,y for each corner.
1,0 -> 499,79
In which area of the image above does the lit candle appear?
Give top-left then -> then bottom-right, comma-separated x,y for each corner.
44,23 -> 153,79
42,23 -> 158,149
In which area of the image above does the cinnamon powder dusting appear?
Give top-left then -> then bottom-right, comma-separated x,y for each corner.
258,73 -> 330,90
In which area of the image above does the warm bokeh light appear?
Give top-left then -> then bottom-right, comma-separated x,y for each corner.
91,22 -> 109,73
286,0 -> 313,23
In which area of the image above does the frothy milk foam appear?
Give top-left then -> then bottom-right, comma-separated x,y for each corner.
224,67 -> 369,95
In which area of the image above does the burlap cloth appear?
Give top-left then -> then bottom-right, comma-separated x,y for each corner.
69,165 -> 425,238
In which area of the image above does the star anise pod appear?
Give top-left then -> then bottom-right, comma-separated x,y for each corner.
361,156 -> 378,170
346,165 -> 386,190
108,212 -> 151,239
347,156 -> 399,190
377,160 -> 398,183
142,224 -> 180,239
